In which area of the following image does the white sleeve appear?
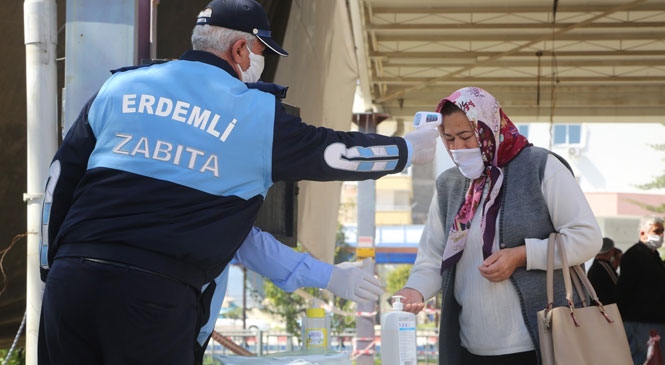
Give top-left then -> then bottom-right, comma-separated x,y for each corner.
405,195 -> 445,301
234,227 -> 333,291
525,155 -> 602,270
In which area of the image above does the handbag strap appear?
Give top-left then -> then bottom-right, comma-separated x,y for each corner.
569,265 -> 588,307
545,232 -> 616,325
571,264 -> 601,306
546,233 -> 574,306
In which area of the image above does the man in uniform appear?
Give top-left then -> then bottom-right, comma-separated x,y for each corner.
37,0 -> 438,363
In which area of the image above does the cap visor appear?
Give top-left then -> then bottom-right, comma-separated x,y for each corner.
258,36 -> 288,56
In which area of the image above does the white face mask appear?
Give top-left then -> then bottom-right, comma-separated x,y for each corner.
645,234 -> 664,250
450,147 -> 485,179
238,45 -> 264,83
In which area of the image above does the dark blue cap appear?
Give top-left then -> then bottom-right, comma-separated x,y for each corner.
196,0 -> 288,56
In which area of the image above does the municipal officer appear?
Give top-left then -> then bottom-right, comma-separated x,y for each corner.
37,0 -> 438,363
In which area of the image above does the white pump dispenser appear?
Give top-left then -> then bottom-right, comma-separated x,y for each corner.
392,296 -> 404,310
380,295 -> 417,365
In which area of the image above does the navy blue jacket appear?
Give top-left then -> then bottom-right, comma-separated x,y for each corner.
41,50 -> 409,287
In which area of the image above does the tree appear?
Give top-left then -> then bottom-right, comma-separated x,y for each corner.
262,224 -> 357,341
634,139 -> 665,213
263,279 -> 315,341
0,348 -> 24,365
385,264 -> 413,296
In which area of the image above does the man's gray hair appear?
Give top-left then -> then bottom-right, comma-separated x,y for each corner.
191,25 -> 255,54
639,215 -> 664,232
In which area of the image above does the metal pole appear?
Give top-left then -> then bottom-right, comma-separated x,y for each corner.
353,112 -> 383,365
23,1 -> 59,364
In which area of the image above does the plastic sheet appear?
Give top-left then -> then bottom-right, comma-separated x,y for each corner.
213,350 -> 352,365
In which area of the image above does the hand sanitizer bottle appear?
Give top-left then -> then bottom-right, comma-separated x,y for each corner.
303,307 -> 329,353
380,295 -> 417,365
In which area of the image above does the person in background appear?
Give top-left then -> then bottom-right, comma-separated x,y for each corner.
586,237 -> 620,304
194,227 -> 381,364
392,86 -> 601,364
37,0 -> 439,363
613,247 -> 623,271
616,215 -> 665,365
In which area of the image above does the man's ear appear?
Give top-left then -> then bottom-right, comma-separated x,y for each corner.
230,38 -> 247,64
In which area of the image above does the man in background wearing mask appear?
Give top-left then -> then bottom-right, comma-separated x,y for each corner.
616,215 -> 665,365
37,0 -> 439,363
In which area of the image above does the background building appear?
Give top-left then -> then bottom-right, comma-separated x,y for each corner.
341,119 -> 665,255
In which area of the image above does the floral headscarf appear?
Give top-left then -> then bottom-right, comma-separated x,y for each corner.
436,87 -> 530,273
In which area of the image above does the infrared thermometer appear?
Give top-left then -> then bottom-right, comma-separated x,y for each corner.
413,111 -> 442,129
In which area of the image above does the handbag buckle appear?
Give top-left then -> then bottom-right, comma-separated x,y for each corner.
544,303 -> 553,329
598,305 -> 615,324
567,299 -> 580,327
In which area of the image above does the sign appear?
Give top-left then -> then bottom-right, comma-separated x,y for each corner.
357,236 -> 373,248
356,247 -> 376,259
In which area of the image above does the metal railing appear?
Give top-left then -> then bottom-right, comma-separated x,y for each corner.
204,329 -> 439,363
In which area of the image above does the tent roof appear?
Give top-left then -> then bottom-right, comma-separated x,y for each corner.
352,0 -> 665,124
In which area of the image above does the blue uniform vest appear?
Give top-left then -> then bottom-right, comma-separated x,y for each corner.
88,59 -> 275,199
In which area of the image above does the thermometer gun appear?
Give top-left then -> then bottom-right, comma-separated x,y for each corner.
413,111 -> 442,129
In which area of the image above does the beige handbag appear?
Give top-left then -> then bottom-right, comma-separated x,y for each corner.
537,233 -> 632,365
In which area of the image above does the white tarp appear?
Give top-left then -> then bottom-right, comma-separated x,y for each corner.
273,0 -> 359,263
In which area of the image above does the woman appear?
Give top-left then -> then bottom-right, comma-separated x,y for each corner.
395,87 -> 601,364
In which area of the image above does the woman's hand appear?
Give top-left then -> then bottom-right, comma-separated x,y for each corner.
393,287 -> 425,314
478,246 -> 526,282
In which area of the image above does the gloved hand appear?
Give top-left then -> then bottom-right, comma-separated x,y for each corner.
326,258 -> 384,303
404,127 -> 439,164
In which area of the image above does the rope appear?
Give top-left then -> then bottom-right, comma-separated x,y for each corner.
0,234 -> 28,365
1,311 -> 26,365
211,330 -> 256,357
0,233 -> 27,297
548,0 -> 560,150
351,339 -> 376,359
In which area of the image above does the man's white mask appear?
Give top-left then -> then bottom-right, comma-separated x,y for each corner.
645,234 -> 664,250
239,45 -> 264,83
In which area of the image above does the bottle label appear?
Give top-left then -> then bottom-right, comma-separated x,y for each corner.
306,327 -> 327,348
397,319 -> 417,364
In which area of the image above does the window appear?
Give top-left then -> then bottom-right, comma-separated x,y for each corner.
376,190 -> 411,211
516,124 -> 529,138
553,124 -> 582,145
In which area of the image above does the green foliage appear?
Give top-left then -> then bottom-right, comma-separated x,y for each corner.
626,198 -> 665,214
328,298 -> 356,336
0,348 -> 25,365
637,175 -> 665,190
635,141 -> 665,213
263,278 -> 317,341
263,224 -> 358,340
334,223 -> 354,264
202,355 -> 222,365
385,264 -> 413,295
225,305 -> 244,320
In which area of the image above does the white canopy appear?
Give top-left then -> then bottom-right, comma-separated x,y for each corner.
275,0 -> 360,263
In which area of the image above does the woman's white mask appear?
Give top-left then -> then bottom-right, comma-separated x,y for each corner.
450,147 -> 485,179
238,45 -> 264,83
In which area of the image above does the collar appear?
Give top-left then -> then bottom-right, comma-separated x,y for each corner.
177,50 -> 288,99
179,50 -> 239,80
